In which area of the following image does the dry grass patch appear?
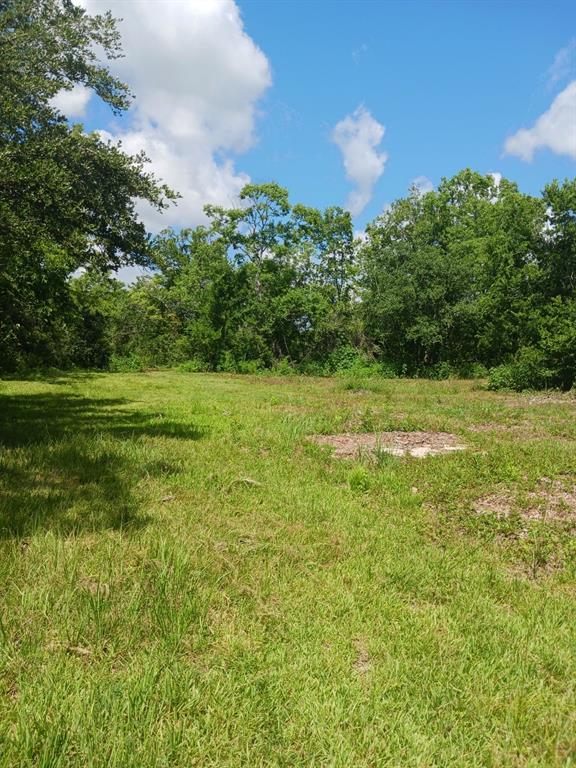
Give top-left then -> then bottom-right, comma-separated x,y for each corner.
467,421 -> 549,439
504,393 -> 576,407
310,430 -> 466,459
474,477 -> 576,523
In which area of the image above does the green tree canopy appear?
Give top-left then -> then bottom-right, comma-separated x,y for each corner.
0,0 -> 175,369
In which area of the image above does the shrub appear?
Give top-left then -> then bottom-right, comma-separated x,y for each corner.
329,346 -> 375,374
236,359 -> 263,375
488,347 -> 553,391
217,351 -> 237,373
425,362 -> 453,380
271,358 -> 298,376
109,354 -> 146,372
177,359 -> 208,373
457,362 -> 488,379
296,360 -> 326,376
329,345 -> 396,378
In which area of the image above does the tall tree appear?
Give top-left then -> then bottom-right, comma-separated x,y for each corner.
360,170 -> 546,371
0,0 -> 175,369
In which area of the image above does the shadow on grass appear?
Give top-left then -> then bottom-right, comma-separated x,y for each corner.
0,368 -> 103,385
0,391 -> 207,539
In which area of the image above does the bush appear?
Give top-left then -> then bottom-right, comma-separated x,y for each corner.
108,354 -> 147,372
539,298 -> 576,391
217,351 -> 237,373
177,358 -> 208,373
296,360 -> 327,376
236,359 -> 263,375
457,362 -> 488,379
329,346 -> 374,374
488,347 -> 553,391
271,358 -> 298,376
416,361 -> 488,380
424,362 -> 453,380
329,345 -> 396,378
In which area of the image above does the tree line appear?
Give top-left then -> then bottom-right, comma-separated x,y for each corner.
1,1 -> 575,390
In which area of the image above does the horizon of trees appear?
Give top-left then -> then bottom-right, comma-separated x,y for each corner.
8,170 -> 574,392
1,1 -> 574,391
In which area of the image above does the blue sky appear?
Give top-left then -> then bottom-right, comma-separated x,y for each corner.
240,0 -> 575,227
65,0 -> 575,243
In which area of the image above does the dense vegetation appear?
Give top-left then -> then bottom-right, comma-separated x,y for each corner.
0,0 -> 174,372
1,1 -> 574,390
9,173 -> 575,391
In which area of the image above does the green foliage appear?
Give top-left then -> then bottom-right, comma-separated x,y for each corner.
1,20 -> 574,406
0,4 -> 572,386
348,465 -> 371,492
360,171 -> 574,389
236,359 -> 264,375
83,186 -> 361,376
177,359 -> 209,373
488,347 -> 553,391
0,0 -> 174,371
270,358 -> 299,376
361,170 -> 545,372
108,353 -> 146,373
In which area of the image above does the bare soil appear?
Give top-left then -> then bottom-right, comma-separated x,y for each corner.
504,394 -> 576,407
310,431 -> 467,459
474,477 -> 576,522
467,422 -> 547,438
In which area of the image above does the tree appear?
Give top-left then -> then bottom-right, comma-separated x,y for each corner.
292,204 -> 356,301
201,184 -> 358,368
360,170 -> 546,372
539,178 -> 576,298
0,0 -> 175,370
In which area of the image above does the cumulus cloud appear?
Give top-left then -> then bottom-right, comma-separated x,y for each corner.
83,0 -> 271,229
504,81 -> 576,161
411,175 -> 434,196
332,106 -> 387,217
546,39 -> 575,89
50,84 -> 92,118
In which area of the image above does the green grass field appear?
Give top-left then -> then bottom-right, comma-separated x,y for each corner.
1,371 -> 575,767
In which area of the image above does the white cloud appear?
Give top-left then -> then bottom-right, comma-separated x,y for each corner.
332,106 -> 387,217
489,172 -> 502,186
547,39 -> 575,89
504,81 -> 576,161
50,84 -> 92,118
352,43 -> 368,65
411,175 -> 434,196
84,0 -> 271,230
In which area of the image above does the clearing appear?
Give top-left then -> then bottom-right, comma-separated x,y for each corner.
0,372 -> 575,766
310,430 -> 466,458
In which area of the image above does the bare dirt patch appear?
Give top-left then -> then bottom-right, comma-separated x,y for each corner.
474,477 -> 576,522
310,431 -> 466,459
467,421 -> 548,439
352,639 -> 373,676
504,394 -> 576,407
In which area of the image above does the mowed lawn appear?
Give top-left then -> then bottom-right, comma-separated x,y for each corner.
1,372 -> 575,767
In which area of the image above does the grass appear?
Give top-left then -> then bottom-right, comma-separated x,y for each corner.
0,371 -> 575,766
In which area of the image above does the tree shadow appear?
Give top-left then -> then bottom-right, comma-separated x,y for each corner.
0,369 -> 103,385
0,391 -> 207,539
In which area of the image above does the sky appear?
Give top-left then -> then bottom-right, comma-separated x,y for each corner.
56,0 -> 576,279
